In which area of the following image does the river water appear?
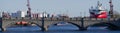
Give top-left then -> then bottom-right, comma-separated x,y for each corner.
0,24 -> 120,33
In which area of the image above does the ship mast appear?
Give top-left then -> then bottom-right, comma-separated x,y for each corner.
109,0 -> 113,18
26,0 -> 31,17
97,1 -> 102,10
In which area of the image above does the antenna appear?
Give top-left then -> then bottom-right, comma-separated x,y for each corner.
97,1 -> 100,6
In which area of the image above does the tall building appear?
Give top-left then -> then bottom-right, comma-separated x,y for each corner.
17,11 -> 26,17
11,10 -> 26,18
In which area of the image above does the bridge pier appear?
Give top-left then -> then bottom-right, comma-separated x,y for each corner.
1,27 -> 6,31
81,18 -> 84,28
41,26 -> 48,31
41,17 -> 48,31
80,18 -> 86,30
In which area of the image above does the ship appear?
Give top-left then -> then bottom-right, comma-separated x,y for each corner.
89,1 -> 107,18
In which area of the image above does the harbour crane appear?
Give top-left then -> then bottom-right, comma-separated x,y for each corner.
26,0 -> 31,17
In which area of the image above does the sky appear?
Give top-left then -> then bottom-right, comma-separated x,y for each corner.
0,0 -> 120,17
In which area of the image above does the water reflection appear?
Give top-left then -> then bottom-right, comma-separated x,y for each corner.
87,26 -> 108,30
1,24 -> 109,31
7,26 -> 40,31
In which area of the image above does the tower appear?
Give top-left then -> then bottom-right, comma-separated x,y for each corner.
109,0 -> 113,18
26,0 -> 31,17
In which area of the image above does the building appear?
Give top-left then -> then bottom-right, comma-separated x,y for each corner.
31,13 -> 39,18
11,10 -> 26,18
31,12 -> 50,18
2,12 -> 11,18
39,12 -> 49,18
11,13 -> 17,18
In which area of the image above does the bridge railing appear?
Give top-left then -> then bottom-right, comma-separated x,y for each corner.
1,17 -> 118,22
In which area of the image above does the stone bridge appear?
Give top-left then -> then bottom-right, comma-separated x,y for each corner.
0,17 -> 118,31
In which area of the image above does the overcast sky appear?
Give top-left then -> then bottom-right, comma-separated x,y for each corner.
0,0 -> 120,17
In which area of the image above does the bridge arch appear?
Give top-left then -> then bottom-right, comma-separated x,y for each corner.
46,21 -> 82,30
2,21 -> 42,31
86,22 -> 119,30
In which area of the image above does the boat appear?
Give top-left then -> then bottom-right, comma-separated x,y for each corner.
89,1 -> 107,18
16,21 -> 28,26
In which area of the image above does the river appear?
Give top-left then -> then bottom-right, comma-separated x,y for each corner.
0,24 -> 120,33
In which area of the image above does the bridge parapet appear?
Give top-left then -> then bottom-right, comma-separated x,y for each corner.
2,17 -> 117,21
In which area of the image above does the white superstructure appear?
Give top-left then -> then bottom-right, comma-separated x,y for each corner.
89,1 -> 107,18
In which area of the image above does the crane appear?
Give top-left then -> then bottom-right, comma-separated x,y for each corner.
109,0 -> 113,18
26,0 -> 31,17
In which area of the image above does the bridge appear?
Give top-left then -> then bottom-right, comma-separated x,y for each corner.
0,17 -> 119,31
